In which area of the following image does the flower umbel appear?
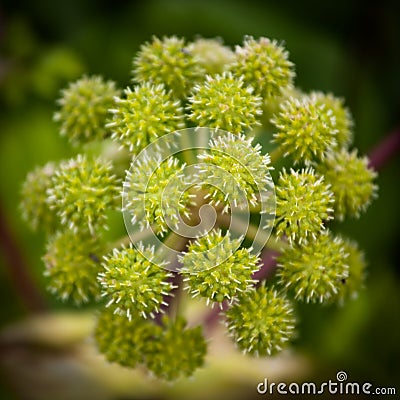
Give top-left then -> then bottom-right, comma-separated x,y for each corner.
98,245 -> 174,319
43,229 -> 104,304
95,307 -> 161,368
181,230 -> 260,305
272,93 -> 338,164
132,36 -> 205,98
225,285 -> 296,356
19,34 -> 380,382
275,167 -> 334,244
187,72 -> 262,133
316,148 -> 378,220
231,36 -> 295,99
277,231 -> 349,303
196,132 -> 272,211
47,154 -> 120,234
123,154 -> 193,236
145,316 -> 207,381
54,75 -> 120,145
108,83 -> 185,154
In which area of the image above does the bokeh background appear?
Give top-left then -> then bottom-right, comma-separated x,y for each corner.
0,1 -> 399,399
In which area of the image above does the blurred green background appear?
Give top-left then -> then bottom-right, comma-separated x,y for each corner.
0,0 -> 399,399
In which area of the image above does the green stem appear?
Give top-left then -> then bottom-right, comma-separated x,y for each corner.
218,213 -> 287,252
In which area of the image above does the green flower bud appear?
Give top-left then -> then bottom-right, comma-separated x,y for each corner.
98,244 -> 174,319
187,72 -> 262,133
277,231 -> 349,303
95,307 -> 161,368
123,155 -> 193,236
275,167 -> 334,244
313,91 -> 354,148
47,154 -> 120,234
271,93 -> 338,164
43,229 -> 104,304
188,38 -> 235,75
132,36 -> 205,98
225,285 -> 296,356
181,230 -> 260,305
108,83 -> 185,154
54,75 -> 120,145
316,149 -> 378,220
145,316 -> 207,381
20,162 -> 59,232
230,36 -> 295,99
196,132 -> 273,211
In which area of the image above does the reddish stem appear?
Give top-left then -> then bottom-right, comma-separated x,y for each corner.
0,201 -> 46,312
368,129 -> 400,170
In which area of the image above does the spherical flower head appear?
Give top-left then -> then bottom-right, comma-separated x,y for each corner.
43,229 -> 104,304
54,75 -> 120,145
316,149 -> 378,220
47,155 -> 120,234
181,230 -> 260,305
95,307 -> 162,368
275,167 -> 334,244
225,285 -> 296,356
108,83 -> 185,154
313,91 -> 354,148
145,316 -> 207,381
196,132 -> 273,211
98,244 -> 174,320
132,36 -> 205,99
271,93 -> 338,164
187,72 -> 262,134
230,36 -> 295,99
123,155 -> 193,236
188,38 -> 235,75
277,231 -> 349,303
20,162 -> 59,232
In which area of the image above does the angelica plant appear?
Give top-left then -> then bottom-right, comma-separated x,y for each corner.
20,35 -> 378,381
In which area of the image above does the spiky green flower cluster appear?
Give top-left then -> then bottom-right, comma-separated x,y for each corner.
47,154 -> 120,234
54,75 -> 120,145
108,83 -> 185,153
231,36 -> 295,99
188,38 -> 235,75
275,167 -> 334,244
146,316 -> 207,381
272,94 -> 338,164
95,311 -> 206,381
225,286 -> 296,356
277,231 -> 349,303
98,245 -> 174,319
43,229 -> 104,304
313,91 -> 353,148
123,155 -> 193,236
20,34 -> 380,381
187,72 -> 262,133
196,133 -> 272,211
132,36 -> 205,98
181,230 -> 260,305
316,149 -> 377,220
95,307 -> 161,368
20,162 -> 58,232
